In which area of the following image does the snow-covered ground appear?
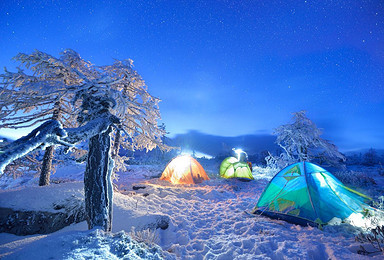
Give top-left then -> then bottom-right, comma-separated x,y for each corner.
0,161 -> 383,259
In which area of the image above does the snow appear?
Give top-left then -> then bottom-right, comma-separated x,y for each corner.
0,161 -> 383,259
0,181 -> 83,213
0,229 -> 166,259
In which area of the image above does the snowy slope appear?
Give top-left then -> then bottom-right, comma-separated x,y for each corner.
0,163 -> 382,259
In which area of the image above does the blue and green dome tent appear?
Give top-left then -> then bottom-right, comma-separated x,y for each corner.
252,162 -> 372,227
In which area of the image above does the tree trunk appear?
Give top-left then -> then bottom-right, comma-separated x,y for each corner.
84,127 -> 114,232
112,128 -> 121,160
39,100 -> 62,186
39,146 -> 54,186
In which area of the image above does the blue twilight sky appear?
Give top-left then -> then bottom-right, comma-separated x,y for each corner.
0,0 -> 383,151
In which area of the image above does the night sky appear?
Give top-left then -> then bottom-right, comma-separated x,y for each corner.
0,0 -> 383,151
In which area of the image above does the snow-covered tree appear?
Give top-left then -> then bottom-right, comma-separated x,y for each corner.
271,111 -> 345,167
0,50 -> 166,184
0,50 -> 82,185
0,49 -> 168,231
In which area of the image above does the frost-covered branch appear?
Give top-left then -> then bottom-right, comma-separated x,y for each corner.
0,120 -> 66,173
0,113 -> 120,175
65,114 -> 120,144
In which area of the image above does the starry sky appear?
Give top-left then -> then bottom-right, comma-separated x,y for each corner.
0,0 -> 383,151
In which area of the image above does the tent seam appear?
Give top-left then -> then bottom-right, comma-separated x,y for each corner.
319,172 -> 359,214
303,162 -> 320,221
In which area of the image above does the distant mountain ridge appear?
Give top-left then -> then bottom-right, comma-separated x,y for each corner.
167,130 -> 280,157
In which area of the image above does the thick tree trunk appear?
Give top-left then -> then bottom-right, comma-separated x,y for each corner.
39,100 -> 61,186
84,127 -> 114,232
39,146 -> 54,186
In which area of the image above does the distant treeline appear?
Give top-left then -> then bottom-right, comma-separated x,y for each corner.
345,148 -> 384,166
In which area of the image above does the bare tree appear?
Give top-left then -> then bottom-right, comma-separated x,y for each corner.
0,49 -> 168,231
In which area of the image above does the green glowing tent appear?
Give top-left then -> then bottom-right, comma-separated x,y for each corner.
252,162 -> 372,227
219,157 -> 254,180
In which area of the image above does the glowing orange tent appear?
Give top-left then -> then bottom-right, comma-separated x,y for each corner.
160,155 -> 210,184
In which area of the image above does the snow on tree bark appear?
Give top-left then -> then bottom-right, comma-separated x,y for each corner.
84,126 -> 114,231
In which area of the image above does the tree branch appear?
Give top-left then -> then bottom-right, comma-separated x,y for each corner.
0,113 -> 120,175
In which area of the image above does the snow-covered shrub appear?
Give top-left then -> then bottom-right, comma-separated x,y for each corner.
265,152 -> 295,171
252,165 -> 277,180
128,147 -> 177,166
373,197 -> 384,209
52,194 -> 85,223
66,229 -> 165,259
355,200 -> 384,256
356,226 -> 384,255
333,170 -> 376,188
130,227 -> 160,247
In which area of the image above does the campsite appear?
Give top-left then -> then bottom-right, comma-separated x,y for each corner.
1,149 -> 384,259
